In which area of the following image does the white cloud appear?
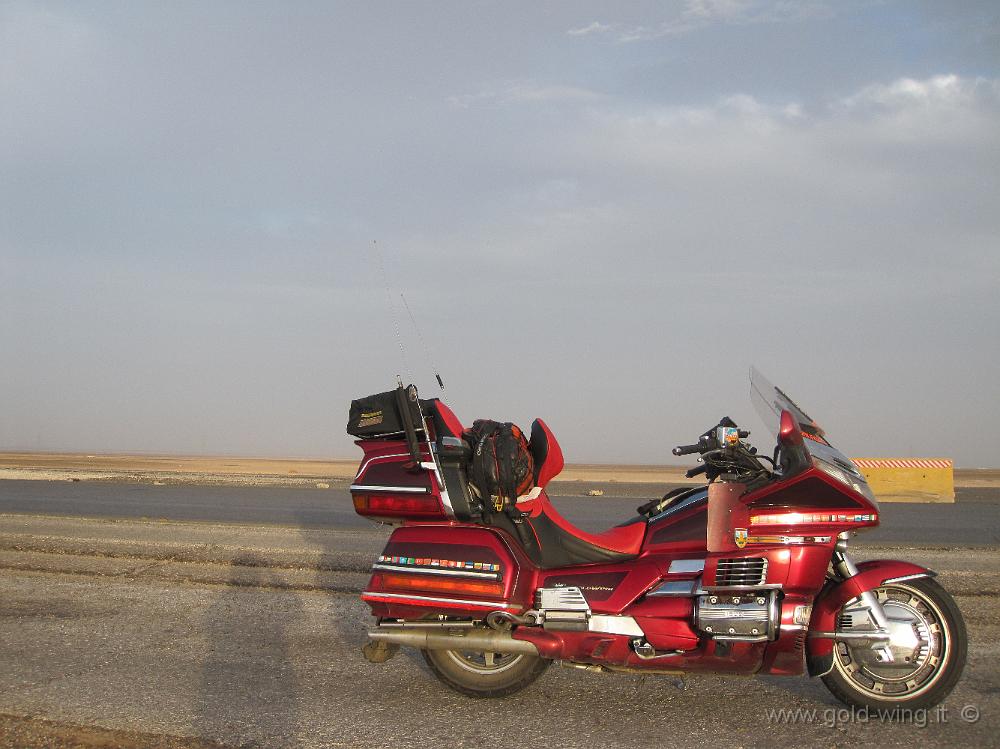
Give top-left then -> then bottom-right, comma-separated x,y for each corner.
838,74 -> 1000,111
566,21 -> 612,37
465,74 -> 1000,279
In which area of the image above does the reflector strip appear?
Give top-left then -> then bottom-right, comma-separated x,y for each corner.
750,512 -> 877,525
361,591 -> 515,610
377,554 -> 501,572
376,571 -> 503,597
373,563 -> 500,580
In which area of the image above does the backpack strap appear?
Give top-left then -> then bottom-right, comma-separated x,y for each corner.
469,420 -> 500,505
497,422 -> 517,506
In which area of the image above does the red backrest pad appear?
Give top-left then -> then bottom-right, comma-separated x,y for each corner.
530,418 -> 564,488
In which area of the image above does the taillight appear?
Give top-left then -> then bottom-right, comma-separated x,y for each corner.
352,492 -> 445,519
374,571 -> 503,598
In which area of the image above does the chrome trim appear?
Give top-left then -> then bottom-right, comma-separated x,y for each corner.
781,623 -> 808,632
882,572 -> 935,585
747,535 -> 833,545
361,591 -> 516,609
537,586 -> 590,612
414,402 -> 455,520
832,546 -> 892,637
791,604 -> 813,626
668,559 -> 705,574
372,564 -> 500,580
589,615 -> 645,637
632,639 -> 687,660
437,483 -> 456,519
648,579 -> 698,597
350,484 -> 429,494
699,608 -> 770,622
695,589 -> 780,641
714,557 -> 768,587
769,590 -> 781,636
377,620 -> 477,628
808,630 -> 891,643
701,583 -> 783,592
354,452 -> 414,481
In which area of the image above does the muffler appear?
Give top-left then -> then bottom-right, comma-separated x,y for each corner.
367,626 -> 540,655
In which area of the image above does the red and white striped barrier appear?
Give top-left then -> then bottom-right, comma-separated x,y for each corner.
852,458 -> 953,470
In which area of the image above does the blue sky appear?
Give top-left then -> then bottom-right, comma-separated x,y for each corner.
1,1 -> 998,465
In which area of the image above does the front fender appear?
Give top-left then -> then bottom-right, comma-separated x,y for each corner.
806,560 -> 935,676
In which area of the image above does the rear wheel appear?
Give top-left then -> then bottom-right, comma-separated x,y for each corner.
822,577 -> 966,710
422,647 -> 550,698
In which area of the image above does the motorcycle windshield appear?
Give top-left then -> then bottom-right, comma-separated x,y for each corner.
749,367 -> 876,503
749,367 -> 826,441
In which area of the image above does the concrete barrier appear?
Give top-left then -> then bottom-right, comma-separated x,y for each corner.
852,458 -> 955,503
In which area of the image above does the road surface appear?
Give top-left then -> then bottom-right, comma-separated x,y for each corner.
0,480 -> 997,748
0,480 -> 997,545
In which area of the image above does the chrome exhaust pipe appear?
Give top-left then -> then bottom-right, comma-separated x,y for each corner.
368,626 -> 540,655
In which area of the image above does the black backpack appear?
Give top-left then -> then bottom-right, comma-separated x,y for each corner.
465,419 -> 535,512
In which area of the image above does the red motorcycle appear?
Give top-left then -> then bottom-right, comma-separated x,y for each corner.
349,370 -> 966,708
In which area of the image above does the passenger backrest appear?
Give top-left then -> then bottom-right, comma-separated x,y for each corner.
529,418 -> 564,488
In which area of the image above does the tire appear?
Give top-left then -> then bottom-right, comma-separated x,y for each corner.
422,646 -> 550,698
822,576 -> 967,710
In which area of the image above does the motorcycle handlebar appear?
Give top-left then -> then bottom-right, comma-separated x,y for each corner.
685,464 -> 707,479
672,443 -> 703,456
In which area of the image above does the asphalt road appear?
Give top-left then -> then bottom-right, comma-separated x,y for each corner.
1,481 -> 998,748
0,480 -> 998,546
1,547 -> 996,749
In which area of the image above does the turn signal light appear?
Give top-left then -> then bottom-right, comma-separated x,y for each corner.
375,572 -> 503,598
352,492 -> 446,519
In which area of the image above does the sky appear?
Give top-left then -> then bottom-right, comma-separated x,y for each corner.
1,1 -> 998,466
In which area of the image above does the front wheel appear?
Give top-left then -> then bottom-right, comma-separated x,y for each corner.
822,576 -> 967,710
422,647 -> 550,698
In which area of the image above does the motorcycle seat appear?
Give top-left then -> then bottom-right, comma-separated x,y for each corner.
516,419 -> 645,567
521,493 -> 645,554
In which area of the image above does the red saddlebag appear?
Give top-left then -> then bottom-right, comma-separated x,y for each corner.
362,524 -> 534,619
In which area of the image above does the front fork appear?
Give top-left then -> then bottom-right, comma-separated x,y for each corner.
830,533 -> 896,664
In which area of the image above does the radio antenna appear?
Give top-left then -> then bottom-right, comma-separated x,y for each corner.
370,240 -> 411,384
401,291 -> 445,390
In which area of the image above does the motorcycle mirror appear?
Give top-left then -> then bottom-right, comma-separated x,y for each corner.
778,409 -> 803,448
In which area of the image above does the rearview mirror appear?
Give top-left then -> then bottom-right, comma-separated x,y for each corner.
778,409 -> 804,447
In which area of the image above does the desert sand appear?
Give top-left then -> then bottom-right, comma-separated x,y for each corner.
0,452 -> 994,488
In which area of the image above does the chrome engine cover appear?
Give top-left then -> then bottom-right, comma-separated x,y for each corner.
695,590 -> 780,641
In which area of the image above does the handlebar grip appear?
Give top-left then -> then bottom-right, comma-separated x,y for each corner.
673,443 -> 703,456
685,464 -> 707,479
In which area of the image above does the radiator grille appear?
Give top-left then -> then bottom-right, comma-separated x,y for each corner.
715,557 -> 768,587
